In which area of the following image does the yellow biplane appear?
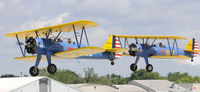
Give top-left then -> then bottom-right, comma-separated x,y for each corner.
6,20 -> 127,76
112,35 -> 199,72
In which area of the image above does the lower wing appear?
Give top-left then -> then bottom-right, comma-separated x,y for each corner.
54,46 -> 105,58
14,55 -> 62,62
150,55 -> 191,59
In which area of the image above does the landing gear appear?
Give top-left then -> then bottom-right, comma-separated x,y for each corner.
191,58 -> 193,62
111,61 -> 115,65
47,64 -> 57,74
146,64 -> 153,72
29,66 -> 39,76
130,63 -> 137,72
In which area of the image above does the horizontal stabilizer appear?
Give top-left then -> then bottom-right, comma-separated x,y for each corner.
122,53 -> 131,56
54,46 -> 105,58
184,49 -> 200,52
150,55 -> 191,59
15,56 -> 62,62
105,48 -> 128,53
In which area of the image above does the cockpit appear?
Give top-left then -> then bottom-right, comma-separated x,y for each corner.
151,43 -> 165,48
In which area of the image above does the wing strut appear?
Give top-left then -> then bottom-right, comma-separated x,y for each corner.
151,39 -> 156,45
16,35 -> 25,57
79,27 -> 89,46
167,38 -> 178,56
135,38 -> 138,44
73,25 -> 90,48
118,37 -> 123,48
124,38 -> 127,48
175,39 -> 179,55
73,24 -> 80,48
35,31 -> 39,38
83,27 -> 90,46
49,31 -> 62,49
145,38 -> 149,44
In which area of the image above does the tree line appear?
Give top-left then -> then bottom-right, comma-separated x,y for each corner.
1,68 -> 200,85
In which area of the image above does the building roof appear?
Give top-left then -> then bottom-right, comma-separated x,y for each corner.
68,84 -> 118,92
0,77 -> 43,92
114,84 -> 147,92
129,80 -> 186,92
177,83 -> 193,89
0,76 -> 81,92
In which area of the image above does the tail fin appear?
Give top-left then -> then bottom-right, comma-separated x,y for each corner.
194,39 -> 199,57
103,35 -> 122,59
185,38 -> 199,57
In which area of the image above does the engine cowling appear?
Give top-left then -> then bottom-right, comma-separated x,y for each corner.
129,43 -> 138,56
25,37 -> 37,54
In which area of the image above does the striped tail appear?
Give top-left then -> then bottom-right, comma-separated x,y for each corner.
103,35 -> 122,59
194,39 -> 199,57
185,38 -> 199,57
115,37 -> 122,59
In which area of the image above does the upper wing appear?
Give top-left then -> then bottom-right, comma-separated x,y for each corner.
6,20 -> 98,39
150,55 -> 191,59
114,35 -> 187,40
54,46 -> 105,58
14,55 -> 62,62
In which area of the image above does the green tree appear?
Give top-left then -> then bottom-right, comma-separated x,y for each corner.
167,72 -> 197,83
129,69 -> 165,80
106,74 -> 128,84
98,76 -> 111,85
39,69 -> 84,84
84,67 -> 98,83
0,74 -> 18,78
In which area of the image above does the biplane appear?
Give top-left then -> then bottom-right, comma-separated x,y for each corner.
111,35 -> 199,72
5,20 -> 128,76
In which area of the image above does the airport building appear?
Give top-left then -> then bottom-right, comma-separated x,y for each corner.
0,76 -> 200,92
0,77 -> 81,92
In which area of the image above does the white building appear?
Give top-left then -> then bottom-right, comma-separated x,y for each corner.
0,76 -> 81,92
1,77 -> 199,92
114,84 -> 147,92
129,80 -> 186,92
68,84 -> 118,92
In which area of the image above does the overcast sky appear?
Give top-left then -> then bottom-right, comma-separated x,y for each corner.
0,0 -> 200,77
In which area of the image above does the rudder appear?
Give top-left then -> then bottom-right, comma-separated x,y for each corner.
103,35 -> 122,59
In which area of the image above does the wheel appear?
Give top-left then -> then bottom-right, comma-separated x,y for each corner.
130,63 -> 137,72
29,66 -> 39,76
47,64 -> 57,75
111,61 -> 115,65
146,64 -> 153,72
191,58 -> 194,62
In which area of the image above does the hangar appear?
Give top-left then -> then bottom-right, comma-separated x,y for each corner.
0,76 -> 81,92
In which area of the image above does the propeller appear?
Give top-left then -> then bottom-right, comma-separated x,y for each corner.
25,37 -> 37,54
129,43 -> 138,56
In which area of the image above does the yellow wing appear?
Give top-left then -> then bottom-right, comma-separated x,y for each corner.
6,20 -> 98,39
15,55 -> 62,62
105,48 -> 128,53
114,35 -> 187,40
54,46 -> 105,58
150,55 -> 191,59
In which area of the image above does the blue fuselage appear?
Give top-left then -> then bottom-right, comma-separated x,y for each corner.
137,44 -> 193,58
35,38 -> 115,60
